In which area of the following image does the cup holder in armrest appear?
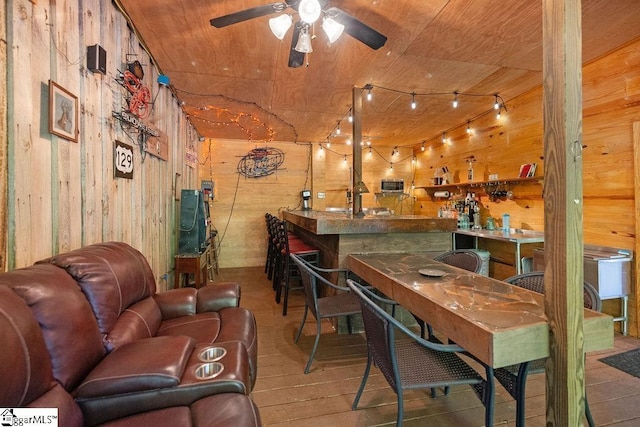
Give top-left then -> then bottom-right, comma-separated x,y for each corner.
194,362 -> 224,380
199,346 -> 227,362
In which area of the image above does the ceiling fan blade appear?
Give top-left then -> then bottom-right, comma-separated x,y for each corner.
288,24 -> 305,68
326,7 -> 387,50
210,2 -> 288,28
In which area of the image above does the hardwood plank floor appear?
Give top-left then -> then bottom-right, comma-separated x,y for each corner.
216,266 -> 640,426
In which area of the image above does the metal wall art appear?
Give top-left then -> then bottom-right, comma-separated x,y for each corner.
237,147 -> 284,178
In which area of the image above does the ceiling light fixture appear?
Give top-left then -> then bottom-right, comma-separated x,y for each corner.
364,84 -> 373,101
294,24 -> 313,53
298,0 -> 322,24
411,92 -> 417,109
322,17 -> 345,43
453,91 -> 459,108
269,14 -> 292,40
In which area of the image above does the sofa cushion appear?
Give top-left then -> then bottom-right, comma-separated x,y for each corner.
40,242 -> 158,338
105,298 -> 163,352
157,312 -> 221,344
0,286 -> 85,427
96,394 -> 262,427
0,264 -> 105,391
74,335 -> 195,399
0,285 -> 56,406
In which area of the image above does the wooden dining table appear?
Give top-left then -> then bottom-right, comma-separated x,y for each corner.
347,251 -> 614,369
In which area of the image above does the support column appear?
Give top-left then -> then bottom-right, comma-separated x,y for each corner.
352,86 -> 364,217
542,0 -> 585,425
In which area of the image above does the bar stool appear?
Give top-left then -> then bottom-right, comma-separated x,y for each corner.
273,219 -> 319,316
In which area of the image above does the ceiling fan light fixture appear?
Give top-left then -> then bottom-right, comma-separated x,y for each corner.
322,17 -> 345,43
294,25 -> 313,53
269,14 -> 292,40
298,0 -> 322,24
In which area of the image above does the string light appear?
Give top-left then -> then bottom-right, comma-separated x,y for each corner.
466,120 -> 471,134
348,109 -> 353,123
496,106 -> 502,119
346,138 -> 351,145
344,155 -> 347,162
336,121 -> 341,135
452,91 -> 459,108
494,94 -> 500,110
442,132 -> 447,143
411,92 -> 416,110
421,141 -> 425,151
367,89 -> 372,101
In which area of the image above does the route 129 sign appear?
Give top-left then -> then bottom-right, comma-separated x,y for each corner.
114,140 -> 134,179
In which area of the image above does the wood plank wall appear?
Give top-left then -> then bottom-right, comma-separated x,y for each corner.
414,37 -> 640,336
201,38 -> 640,337
3,0 -> 198,291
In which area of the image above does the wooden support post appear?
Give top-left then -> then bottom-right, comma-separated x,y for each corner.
352,86 -> 364,217
633,121 -> 640,337
542,0 -> 586,425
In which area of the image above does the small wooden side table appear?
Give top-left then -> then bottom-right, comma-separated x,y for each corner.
175,246 -> 209,289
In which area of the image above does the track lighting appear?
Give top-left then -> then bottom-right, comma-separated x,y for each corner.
411,92 -> 416,109
453,91 -> 459,108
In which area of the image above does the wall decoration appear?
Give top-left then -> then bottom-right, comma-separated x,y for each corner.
237,147 -> 285,178
48,80 -> 78,142
114,140 -> 134,179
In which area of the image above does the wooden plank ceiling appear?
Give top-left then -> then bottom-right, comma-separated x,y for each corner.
117,0 -> 640,148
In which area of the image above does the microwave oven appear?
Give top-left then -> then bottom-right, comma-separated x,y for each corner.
381,179 -> 404,193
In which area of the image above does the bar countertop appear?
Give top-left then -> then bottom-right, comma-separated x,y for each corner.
282,210 -> 457,235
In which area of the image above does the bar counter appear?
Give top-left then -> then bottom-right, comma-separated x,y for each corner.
282,210 -> 456,268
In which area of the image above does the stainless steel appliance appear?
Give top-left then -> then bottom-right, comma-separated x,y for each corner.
533,244 -> 633,334
380,179 -> 404,193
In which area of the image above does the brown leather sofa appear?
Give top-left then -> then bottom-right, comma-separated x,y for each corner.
0,242 -> 261,426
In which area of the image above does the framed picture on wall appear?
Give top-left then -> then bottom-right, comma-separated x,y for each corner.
48,80 -> 78,142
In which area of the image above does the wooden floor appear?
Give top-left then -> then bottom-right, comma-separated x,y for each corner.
216,266 -> 640,426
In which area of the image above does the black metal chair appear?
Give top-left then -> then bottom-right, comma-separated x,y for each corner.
495,271 -> 601,427
414,249 -> 483,339
290,253 -> 361,374
346,279 -> 495,427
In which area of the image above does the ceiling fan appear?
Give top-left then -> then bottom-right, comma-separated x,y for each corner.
210,0 -> 388,68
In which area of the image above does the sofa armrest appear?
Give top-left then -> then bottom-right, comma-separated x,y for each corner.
74,335 -> 195,399
154,283 -> 241,320
196,282 -> 241,312
154,288 -> 198,319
